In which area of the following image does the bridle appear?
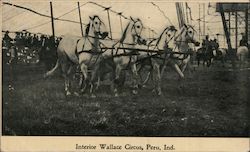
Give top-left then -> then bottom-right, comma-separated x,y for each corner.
148,27 -> 177,51
170,25 -> 197,60
162,27 -> 177,49
174,25 -> 197,44
130,20 -> 145,45
78,17 -> 107,54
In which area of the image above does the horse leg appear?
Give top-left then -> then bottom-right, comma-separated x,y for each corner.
113,64 -> 122,97
221,57 -> 225,67
181,63 -> 187,73
142,70 -> 151,87
181,57 -> 190,73
131,63 -> 139,95
152,61 -> 161,96
95,76 -> 101,90
138,61 -> 152,87
172,63 -> 184,79
138,63 -> 146,86
61,64 -> 71,96
79,63 -> 88,94
79,74 -> 84,89
207,59 -> 211,67
202,56 -> 205,67
197,57 -> 200,67
89,65 -> 100,98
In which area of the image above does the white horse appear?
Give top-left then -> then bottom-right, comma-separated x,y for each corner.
142,24 -> 199,94
167,24 -> 200,79
44,15 -> 108,97
236,46 -> 249,68
100,17 -> 146,96
136,25 -> 178,95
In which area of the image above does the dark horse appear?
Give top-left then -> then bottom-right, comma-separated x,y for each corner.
196,43 -> 215,67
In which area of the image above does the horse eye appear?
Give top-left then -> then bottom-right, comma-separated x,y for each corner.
95,22 -> 98,24
167,34 -> 171,37
189,31 -> 192,34
137,25 -> 140,28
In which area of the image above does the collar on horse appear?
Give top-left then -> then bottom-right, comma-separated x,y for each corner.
170,25 -> 196,60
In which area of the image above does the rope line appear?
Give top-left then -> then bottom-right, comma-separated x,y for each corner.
151,2 -> 173,25
3,2 -> 88,30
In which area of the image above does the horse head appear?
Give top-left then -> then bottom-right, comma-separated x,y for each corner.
89,15 -> 109,39
130,17 -> 147,45
182,24 -> 200,46
130,17 -> 143,37
119,17 -> 146,45
160,25 -> 177,49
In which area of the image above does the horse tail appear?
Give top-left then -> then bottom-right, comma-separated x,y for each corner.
44,59 -> 60,78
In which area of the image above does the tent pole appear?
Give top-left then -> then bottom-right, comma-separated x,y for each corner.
235,10 -> 238,49
245,8 -> 248,44
78,2 -> 84,37
50,2 -> 55,40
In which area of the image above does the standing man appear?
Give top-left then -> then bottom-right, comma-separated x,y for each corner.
3,31 -> 13,48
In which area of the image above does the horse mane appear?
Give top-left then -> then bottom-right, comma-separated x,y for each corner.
155,26 -> 176,46
85,15 -> 100,36
119,21 -> 132,43
85,23 -> 90,36
174,25 -> 186,41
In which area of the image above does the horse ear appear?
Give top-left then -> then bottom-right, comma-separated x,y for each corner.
183,24 -> 188,28
130,16 -> 135,22
137,18 -> 141,21
89,16 -> 93,20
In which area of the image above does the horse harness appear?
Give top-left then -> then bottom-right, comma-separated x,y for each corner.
76,36 -> 104,68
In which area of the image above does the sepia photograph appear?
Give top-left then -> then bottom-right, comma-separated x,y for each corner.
1,0 -> 249,139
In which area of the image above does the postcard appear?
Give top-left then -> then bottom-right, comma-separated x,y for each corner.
1,0 -> 249,151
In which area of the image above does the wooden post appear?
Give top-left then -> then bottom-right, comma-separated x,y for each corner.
176,3 -> 181,28
245,9 -> 248,44
105,8 -> 112,39
235,11 -> 238,49
203,3 -> 205,37
78,2 -> 84,37
198,4 -> 201,41
219,4 -> 232,51
50,2 -> 55,39
185,3 -> 189,23
228,12 -> 231,36
148,29 -> 151,39
219,3 -> 235,67
118,13 -> 123,33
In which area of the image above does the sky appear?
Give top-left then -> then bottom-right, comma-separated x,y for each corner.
2,1 -> 247,47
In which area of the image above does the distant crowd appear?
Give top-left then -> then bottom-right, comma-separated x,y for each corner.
2,31 -> 61,69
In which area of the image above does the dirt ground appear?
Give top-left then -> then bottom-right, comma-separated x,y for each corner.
2,61 -> 250,136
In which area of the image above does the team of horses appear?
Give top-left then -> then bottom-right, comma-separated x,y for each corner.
44,15 -> 249,97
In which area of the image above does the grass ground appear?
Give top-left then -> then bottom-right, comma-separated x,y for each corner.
2,61 -> 249,136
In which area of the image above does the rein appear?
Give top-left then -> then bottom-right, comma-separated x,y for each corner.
170,25 -> 196,60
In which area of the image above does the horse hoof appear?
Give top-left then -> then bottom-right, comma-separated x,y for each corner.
157,91 -> 162,96
66,92 -> 71,96
43,74 -> 47,78
90,94 -> 96,98
80,88 -> 86,93
132,90 -> 138,95
74,92 -> 80,97
114,93 -> 119,97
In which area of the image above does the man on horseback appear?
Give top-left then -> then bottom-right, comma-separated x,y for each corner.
202,35 -> 210,52
201,35 -> 214,67
239,35 -> 248,47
